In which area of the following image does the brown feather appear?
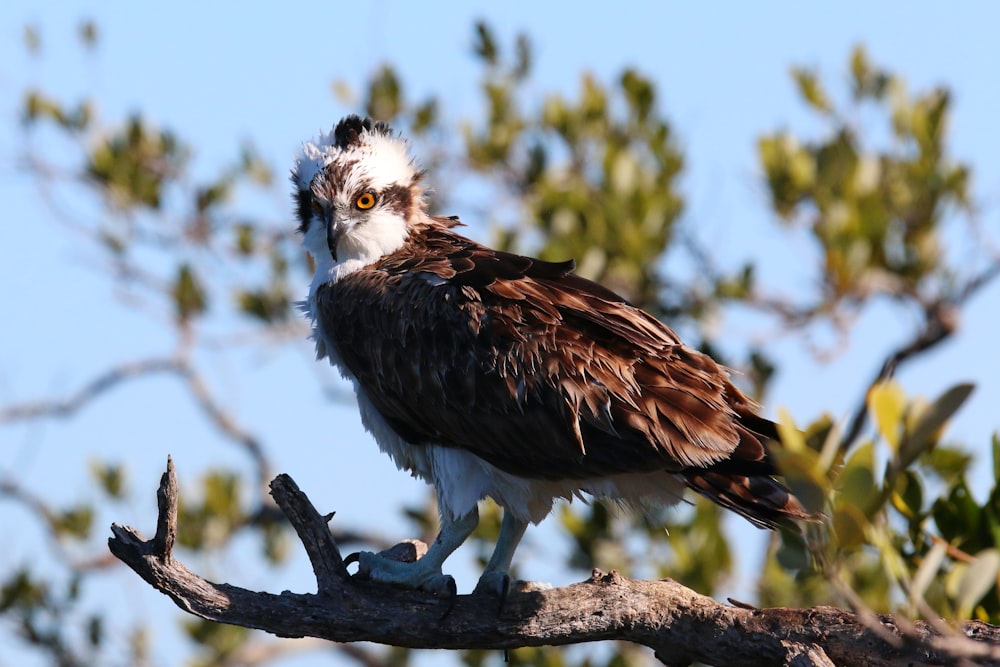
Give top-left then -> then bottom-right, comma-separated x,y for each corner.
315,219 -> 810,527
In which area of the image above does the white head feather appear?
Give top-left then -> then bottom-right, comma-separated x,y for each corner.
291,117 -> 423,299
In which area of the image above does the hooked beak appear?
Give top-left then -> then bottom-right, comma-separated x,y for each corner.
326,218 -> 343,261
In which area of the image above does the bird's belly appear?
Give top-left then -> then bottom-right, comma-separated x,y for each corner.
354,385 -> 688,525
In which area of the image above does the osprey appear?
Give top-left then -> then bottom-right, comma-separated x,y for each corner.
294,115 -> 808,597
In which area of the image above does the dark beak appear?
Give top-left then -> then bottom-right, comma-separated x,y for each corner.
326,220 -> 342,261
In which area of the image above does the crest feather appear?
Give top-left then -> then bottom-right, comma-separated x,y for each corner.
332,115 -> 393,150
291,116 -> 418,197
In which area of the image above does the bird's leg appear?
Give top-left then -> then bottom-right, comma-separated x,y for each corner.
355,507 -> 479,598
473,510 -> 527,599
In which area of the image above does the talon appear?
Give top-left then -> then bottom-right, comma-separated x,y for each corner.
437,576 -> 458,619
354,551 -> 454,597
498,573 -> 511,608
426,574 -> 456,599
344,551 -> 361,567
474,569 -> 512,614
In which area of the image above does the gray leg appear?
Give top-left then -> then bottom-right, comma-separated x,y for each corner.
357,507 -> 479,597
474,510 -> 527,597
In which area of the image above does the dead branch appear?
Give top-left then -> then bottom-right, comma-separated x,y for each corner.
109,459 -> 1000,667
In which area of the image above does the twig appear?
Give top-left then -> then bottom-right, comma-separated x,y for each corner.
839,300 -> 957,450
839,258 -> 1000,450
0,477 -> 118,572
0,357 -> 184,423
181,366 -> 272,490
831,566 -> 996,667
0,351 -> 275,499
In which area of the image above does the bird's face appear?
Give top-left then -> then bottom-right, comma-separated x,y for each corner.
292,116 -> 423,278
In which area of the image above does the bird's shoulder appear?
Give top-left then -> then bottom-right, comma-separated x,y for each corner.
338,221 -> 684,353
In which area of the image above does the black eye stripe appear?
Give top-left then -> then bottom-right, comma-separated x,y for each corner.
293,188 -> 312,234
380,184 -> 412,215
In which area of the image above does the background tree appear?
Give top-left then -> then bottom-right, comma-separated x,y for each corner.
2,7 -> 999,667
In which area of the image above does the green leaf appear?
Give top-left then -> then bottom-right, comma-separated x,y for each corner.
0,569 -> 47,612
234,223 -> 254,255
993,432 -> 1000,483
889,469 -> 923,520
901,383 -> 974,467
413,99 -> 438,133
513,33 -> 532,80
237,288 -> 290,323
182,618 -> 249,656
791,67 -> 832,113
868,380 -> 906,451
365,65 -> 403,122
836,441 -> 880,517
814,415 -> 843,473
956,549 -> 1000,618
172,263 -> 207,321
78,19 -> 98,49
933,482 -> 981,544
771,447 -> 828,516
472,21 -> 498,65
775,407 -> 806,453
776,529 -> 810,570
23,24 -> 41,54
195,181 -> 230,213
621,68 -> 655,121
86,614 -> 103,647
832,504 -> 868,549
849,45 -> 870,98
51,504 -> 94,539
90,461 -> 126,499
870,526 -> 909,583
909,538 -> 947,607
922,445 -> 973,485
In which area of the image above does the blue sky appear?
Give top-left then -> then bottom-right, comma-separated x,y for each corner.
2,3 -> 999,666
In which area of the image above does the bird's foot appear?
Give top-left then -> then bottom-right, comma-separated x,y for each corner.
473,568 -> 511,600
473,570 -> 553,608
351,551 -> 456,599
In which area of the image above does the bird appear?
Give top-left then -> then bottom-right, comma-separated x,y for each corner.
293,115 -> 810,599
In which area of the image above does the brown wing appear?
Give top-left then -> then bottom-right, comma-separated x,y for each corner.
317,223 -> 808,527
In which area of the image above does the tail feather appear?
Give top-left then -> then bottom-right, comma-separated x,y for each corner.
681,414 -> 812,530
682,468 -> 810,529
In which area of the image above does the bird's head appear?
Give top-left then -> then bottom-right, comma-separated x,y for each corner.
292,115 -> 425,278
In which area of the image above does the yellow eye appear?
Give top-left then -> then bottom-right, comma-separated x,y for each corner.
355,192 -> 377,210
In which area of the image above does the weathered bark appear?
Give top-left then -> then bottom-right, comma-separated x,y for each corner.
108,459 -> 1000,667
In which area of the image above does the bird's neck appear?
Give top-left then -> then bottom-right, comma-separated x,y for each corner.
307,212 -> 432,306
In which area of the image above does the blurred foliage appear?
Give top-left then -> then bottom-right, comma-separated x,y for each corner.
759,45 -> 973,320
464,23 -> 685,314
760,381 -> 999,620
0,568 -> 114,667
87,115 -> 188,210
183,619 -> 251,667
1,18 -> 998,667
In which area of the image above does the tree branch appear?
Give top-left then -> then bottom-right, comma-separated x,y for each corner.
109,459 -> 1000,667
0,357 -> 184,423
839,252 -> 1000,452
839,300 -> 958,450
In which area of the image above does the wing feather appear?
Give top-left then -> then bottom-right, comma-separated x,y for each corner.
315,222 -> 805,530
